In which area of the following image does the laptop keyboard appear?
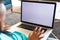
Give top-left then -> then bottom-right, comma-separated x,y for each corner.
20,24 -> 35,31
20,24 -> 47,33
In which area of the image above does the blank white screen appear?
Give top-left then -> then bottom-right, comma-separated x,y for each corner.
22,2 -> 55,27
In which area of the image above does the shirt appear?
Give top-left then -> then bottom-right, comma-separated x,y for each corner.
0,31 -> 28,40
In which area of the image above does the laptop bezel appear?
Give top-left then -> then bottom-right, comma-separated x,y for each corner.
21,1 -> 56,29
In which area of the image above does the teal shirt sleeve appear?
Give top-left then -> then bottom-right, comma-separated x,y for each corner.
21,33 -> 28,40
13,31 -> 29,40
0,31 -> 29,40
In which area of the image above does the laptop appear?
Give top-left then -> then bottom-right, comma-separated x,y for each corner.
20,1 -> 56,40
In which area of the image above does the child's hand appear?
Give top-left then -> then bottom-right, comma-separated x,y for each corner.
28,27 -> 44,40
3,25 -> 10,30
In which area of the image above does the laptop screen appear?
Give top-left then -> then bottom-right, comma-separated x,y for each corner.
21,1 -> 56,28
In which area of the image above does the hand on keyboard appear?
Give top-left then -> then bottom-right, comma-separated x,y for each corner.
28,27 -> 44,40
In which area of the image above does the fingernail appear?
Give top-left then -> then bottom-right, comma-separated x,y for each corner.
41,30 -> 44,34
35,27 -> 38,30
39,27 -> 42,31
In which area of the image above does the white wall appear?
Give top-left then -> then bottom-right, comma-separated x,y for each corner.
11,0 -> 21,7
55,2 -> 60,19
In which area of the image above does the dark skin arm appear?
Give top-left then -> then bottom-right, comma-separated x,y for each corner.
0,21 -> 3,31
0,13 -> 9,31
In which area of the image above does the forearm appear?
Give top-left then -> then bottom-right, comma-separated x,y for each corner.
0,22 -> 2,32
0,21 -> 4,31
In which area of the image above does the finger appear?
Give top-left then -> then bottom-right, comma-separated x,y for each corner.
39,34 -> 44,39
29,33 -> 32,37
39,36 -> 43,39
41,30 -> 45,34
33,27 -> 39,34
37,32 -> 41,36
39,27 -> 42,31
37,27 -> 42,36
33,27 -> 38,32
37,27 -> 42,33
37,29 -> 44,37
